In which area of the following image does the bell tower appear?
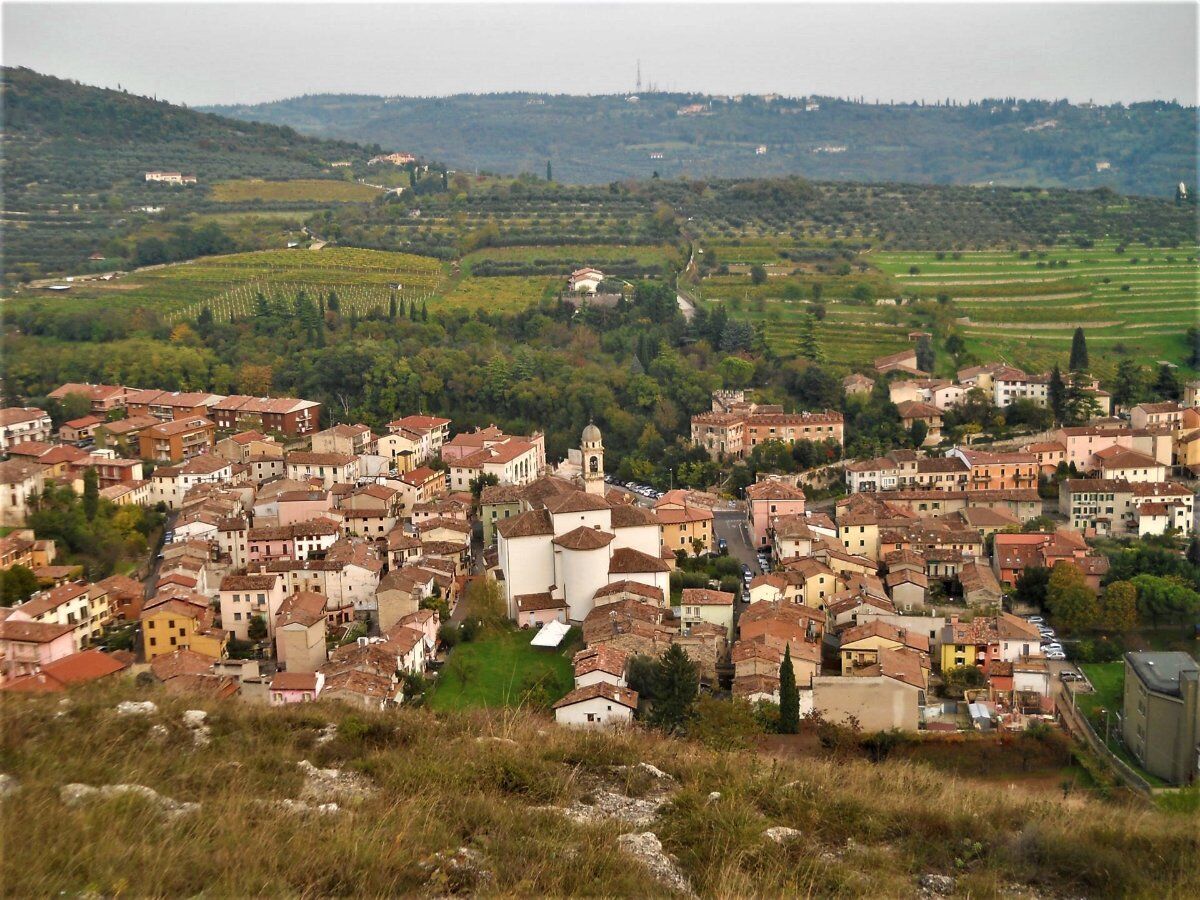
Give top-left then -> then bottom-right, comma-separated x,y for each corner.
581,421 -> 604,495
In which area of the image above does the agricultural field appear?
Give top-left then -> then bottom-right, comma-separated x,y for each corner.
461,242 -> 682,278
3,247 -> 446,322
702,241 -> 1199,376
209,178 -> 381,203
437,275 -> 561,313
874,242 -> 1200,378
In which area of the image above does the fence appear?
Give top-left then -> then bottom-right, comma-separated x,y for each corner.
1059,694 -> 1155,796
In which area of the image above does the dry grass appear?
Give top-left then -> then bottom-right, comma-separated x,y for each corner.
2,680 -> 1197,897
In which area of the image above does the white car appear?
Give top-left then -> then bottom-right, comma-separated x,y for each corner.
1045,651 -> 1067,661
1026,616 -> 1045,624
1042,644 -> 1064,654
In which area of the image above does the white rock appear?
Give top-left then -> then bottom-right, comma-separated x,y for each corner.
297,759 -> 375,802
314,723 -> 338,745
617,832 -> 695,897
61,783 -> 199,818
637,762 -> 672,780
0,773 -> 18,798
181,709 -> 208,727
543,791 -> 664,828
115,701 -> 157,716
149,724 -> 170,739
764,826 -> 801,844
707,791 -> 721,802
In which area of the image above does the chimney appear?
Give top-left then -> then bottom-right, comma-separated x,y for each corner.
950,614 -> 959,625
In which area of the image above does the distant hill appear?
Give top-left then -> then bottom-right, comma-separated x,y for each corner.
1,67 -> 378,277
205,92 -> 1198,196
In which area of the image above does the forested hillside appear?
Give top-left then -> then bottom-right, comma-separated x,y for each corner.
0,68 -> 379,276
207,91 -> 1197,195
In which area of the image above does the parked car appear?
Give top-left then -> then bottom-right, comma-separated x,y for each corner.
1059,671 -> 1083,682
1026,616 -> 1045,624
1046,651 -> 1068,661
717,538 -> 728,552
1042,643 -> 1064,653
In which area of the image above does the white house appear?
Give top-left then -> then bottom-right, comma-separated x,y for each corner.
568,268 -> 604,293
552,682 -> 638,727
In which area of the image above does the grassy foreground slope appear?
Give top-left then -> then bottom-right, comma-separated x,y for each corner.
2,682 -> 1197,898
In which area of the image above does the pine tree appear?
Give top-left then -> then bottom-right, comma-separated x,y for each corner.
1047,365 -> 1066,422
778,644 -> 799,734
1069,327 -> 1088,372
1112,359 -> 1143,408
915,335 -> 935,372
648,644 -> 698,734
1153,364 -> 1180,400
82,466 -> 99,521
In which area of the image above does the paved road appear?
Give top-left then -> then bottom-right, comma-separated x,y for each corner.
714,510 -> 757,568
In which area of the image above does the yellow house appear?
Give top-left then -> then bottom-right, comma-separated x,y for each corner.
680,588 -> 735,639
784,558 -> 839,610
838,520 -> 881,561
1175,430 -> 1200,474
140,594 -> 228,661
839,620 -> 930,675
377,432 -> 420,475
655,504 -> 714,556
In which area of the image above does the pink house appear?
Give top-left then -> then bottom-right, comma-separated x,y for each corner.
277,490 -> 332,526
269,670 -> 324,705
745,479 -> 807,549
395,608 -> 440,652
0,617 -> 76,679
1055,426 -> 1135,471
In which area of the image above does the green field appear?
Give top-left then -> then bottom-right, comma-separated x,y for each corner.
426,627 -> 579,710
701,241 -> 1199,375
4,247 -> 446,321
210,178 -> 381,203
1077,662 -> 1168,787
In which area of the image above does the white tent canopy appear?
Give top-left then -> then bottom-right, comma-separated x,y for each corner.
530,619 -> 570,648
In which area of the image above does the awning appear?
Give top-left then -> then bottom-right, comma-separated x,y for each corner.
530,619 -> 570,648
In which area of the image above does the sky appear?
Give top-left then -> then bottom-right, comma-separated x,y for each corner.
3,1 -> 1197,107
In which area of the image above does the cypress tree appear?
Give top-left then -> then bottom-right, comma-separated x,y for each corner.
420,300 -> 428,322
1069,327 -> 1088,371
778,644 -> 799,734
82,466 -> 99,522
1048,364 -> 1066,422
388,293 -> 398,320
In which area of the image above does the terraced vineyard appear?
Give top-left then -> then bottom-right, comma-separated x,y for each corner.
209,178 -> 381,203
702,241 -> 1198,376
873,243 -> 1200,378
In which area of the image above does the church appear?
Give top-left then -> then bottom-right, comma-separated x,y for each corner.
496,424 -> 670,623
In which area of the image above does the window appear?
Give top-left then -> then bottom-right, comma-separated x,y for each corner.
149,637 -> 157,647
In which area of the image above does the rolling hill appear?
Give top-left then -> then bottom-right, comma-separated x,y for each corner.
205,91 -> 1198,196
0,67 -> 381,277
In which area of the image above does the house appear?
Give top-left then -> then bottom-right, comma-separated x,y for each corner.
0,459 -> 46,527
285,451 -> 360,489
0,649 -> 128,693
396,466 -> 446,511
842,373 -> 874,396
515,592 -> 569,627
217,574 -> 286,642
745,478 -> 806,549
839,620 -> 929,675
311,423 -> 377,457
679,588 -> 734,639
812,655 -> 926,731
691,405 -> 843,461
572,646 -> 629,688
0,618 -> 76,679
480,483 -> 526,545
1094,447 -> 1168,483
269,671 -> 324,705
654,499 -> 714,556
1121,652 -> 1199,786
0,407 -> 53,450
137,416 -> 216,463
10,581 -> 105,650
568,268 -> 605,293
553,682 -> 638,727
873,348 -> 926,376
1130,401 -> 1185,431
140,593 -> 228,661
958,561 -> 1003,608
58,415 -> 105,444
992,530 -> 1108,591
896,401 -> 943,445
149,455 -> 232,509
145,171 -> 197,184
48,383 -> 127,415
210,396 -> 321,437
1058,479 -> 1194,537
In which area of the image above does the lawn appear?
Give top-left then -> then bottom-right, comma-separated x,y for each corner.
210,178 -> 381,203
1077,662 -> 1169,788
426,626 -> 580,710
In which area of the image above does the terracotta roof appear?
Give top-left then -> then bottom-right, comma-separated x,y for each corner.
219,574 -> 278,592
841,619 -> 930,653
745,480 -> 807,501
496,508 -> 555,539
608,547 -> 671,574
0,407 -> 49,426
553,526 -> 615,551
150,649 -> 214,680
572,645 -> 629,678
287,451 -> 357,467
0,619 -> 74,642
0,459 -> 45,485
271,671 -> 321,691
275,591 -> 327,628
654,505 -> 713,525
593,580 -> 666,604
515,592 -> 567,612
609,504 -> 659,528
681,588 -> 734,606
552,682 -> 638,710
873,646 -> 928,689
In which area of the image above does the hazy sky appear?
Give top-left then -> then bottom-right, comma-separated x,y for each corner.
4,2 -> 1197,107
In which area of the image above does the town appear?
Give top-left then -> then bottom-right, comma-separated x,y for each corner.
3,353 -> 1197,791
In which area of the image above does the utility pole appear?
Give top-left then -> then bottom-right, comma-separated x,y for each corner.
636,59 -> 642,93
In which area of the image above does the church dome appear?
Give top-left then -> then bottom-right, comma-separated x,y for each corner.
582,421 -> 602,444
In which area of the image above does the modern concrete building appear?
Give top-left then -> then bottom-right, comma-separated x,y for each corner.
1122,652 -> 1199,786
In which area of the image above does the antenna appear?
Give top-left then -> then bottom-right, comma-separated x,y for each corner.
636,59 -> 642,93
